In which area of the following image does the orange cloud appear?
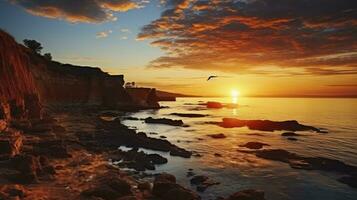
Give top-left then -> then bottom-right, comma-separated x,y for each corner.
138,0 -> 357,75
11,0 -> 140,23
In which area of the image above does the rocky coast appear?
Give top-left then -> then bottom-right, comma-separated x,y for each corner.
0,30 -> 265,199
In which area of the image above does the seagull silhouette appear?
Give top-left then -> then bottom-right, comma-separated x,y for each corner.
207,76 -> 218,81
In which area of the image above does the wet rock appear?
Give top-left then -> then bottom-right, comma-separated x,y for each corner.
170,113 -> 208,118
0,130 -> 22,159
190,175 -> 220,192
207,133 -> 226,139
214,153 -> 222,157
207,102 -> 223,109
88,120 -> 192,158
225,189 -> 265,200
187,171 -> 195,177
124,117 -> 140,121
338,175 -> 357,188
190,175 -> 209,185
160,136 -> 167,139
241,148 -> 357,187
81,176 -> 132,200
100,111 -> 119,117
281,132 -> 301,137
155,173 -> 176,183
162,186 -> 200,200
144,117 -> 184,126
114,148 -> 168,171
239,142 -> 270,150
170,147 -> 192,158
138,181 -> 152,191
153,173 -> 199,200
214,118 -> 321,132
287,137 -> 298,141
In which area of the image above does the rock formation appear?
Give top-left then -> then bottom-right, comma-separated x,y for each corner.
0,29 -> 159,114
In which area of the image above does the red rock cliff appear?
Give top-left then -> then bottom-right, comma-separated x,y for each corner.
0,30 -> 159,120
0,30 -> 42,127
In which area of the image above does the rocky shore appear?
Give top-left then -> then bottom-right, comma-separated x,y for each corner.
0,107 -> 266,200
0,29 -> 265,199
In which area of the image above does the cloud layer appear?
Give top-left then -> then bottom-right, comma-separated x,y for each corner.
138,0 -> 357,75
11,0 -> 139,23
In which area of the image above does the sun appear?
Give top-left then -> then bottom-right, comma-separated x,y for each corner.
231,89 -> 240,98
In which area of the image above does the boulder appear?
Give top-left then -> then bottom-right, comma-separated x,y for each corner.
153,173 -> 199,200
81,177 -> 132,200
215,118 -> 321,132
206,102 -> 223,109
239,142 -> 269,150
155,173 -> 176,183
144,117 -> 184,126
225,189 -> 265,200
170,113 -> 208,118
114,149 -> 168,171
207,133 -> 226,139
338,175 -> 357,188
281,132 -> 301,137
170,147 -> 192,158
190,175 -> 220,192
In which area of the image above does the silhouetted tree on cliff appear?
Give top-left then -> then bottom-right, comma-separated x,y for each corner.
43,53 -> 52,61
23,39 -> 43,54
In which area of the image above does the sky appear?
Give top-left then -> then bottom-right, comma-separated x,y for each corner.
0,0 -> 356,97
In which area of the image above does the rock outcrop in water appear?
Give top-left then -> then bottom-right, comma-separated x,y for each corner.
240,148 -> 357,188
211,118 -> 323,132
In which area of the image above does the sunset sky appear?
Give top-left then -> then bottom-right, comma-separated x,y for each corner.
1,0 -> 356,97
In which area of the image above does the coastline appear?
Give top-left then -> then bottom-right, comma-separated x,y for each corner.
0,105 -> 264,199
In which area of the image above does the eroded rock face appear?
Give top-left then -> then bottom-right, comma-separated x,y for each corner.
0,130 -> 23,159
0,30 -> 42,121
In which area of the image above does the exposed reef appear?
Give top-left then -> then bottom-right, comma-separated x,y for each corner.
170,113 -> 208,118
210,118 -> 323,132
239,148 -> 357,188
144,117 -> 184,127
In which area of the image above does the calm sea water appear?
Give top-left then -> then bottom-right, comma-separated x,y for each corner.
121,97 -> 357,200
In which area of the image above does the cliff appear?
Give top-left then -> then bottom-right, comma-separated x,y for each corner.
126,88 -> 160,108
0,30 -> 42,129
0,29 -> 159,126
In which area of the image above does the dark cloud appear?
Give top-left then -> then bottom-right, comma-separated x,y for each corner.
10,0 -> 140,23
138,0 -> 357,75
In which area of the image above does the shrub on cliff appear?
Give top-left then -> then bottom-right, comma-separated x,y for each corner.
23,39 -> 43,54
43,53 -> 52,61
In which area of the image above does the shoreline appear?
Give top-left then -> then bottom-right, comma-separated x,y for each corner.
0,106 -> 264,200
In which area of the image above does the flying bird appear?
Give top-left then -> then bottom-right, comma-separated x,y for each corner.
207,76 -> 218,81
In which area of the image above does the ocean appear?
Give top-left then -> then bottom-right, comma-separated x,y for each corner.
121,97 -> 357,200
